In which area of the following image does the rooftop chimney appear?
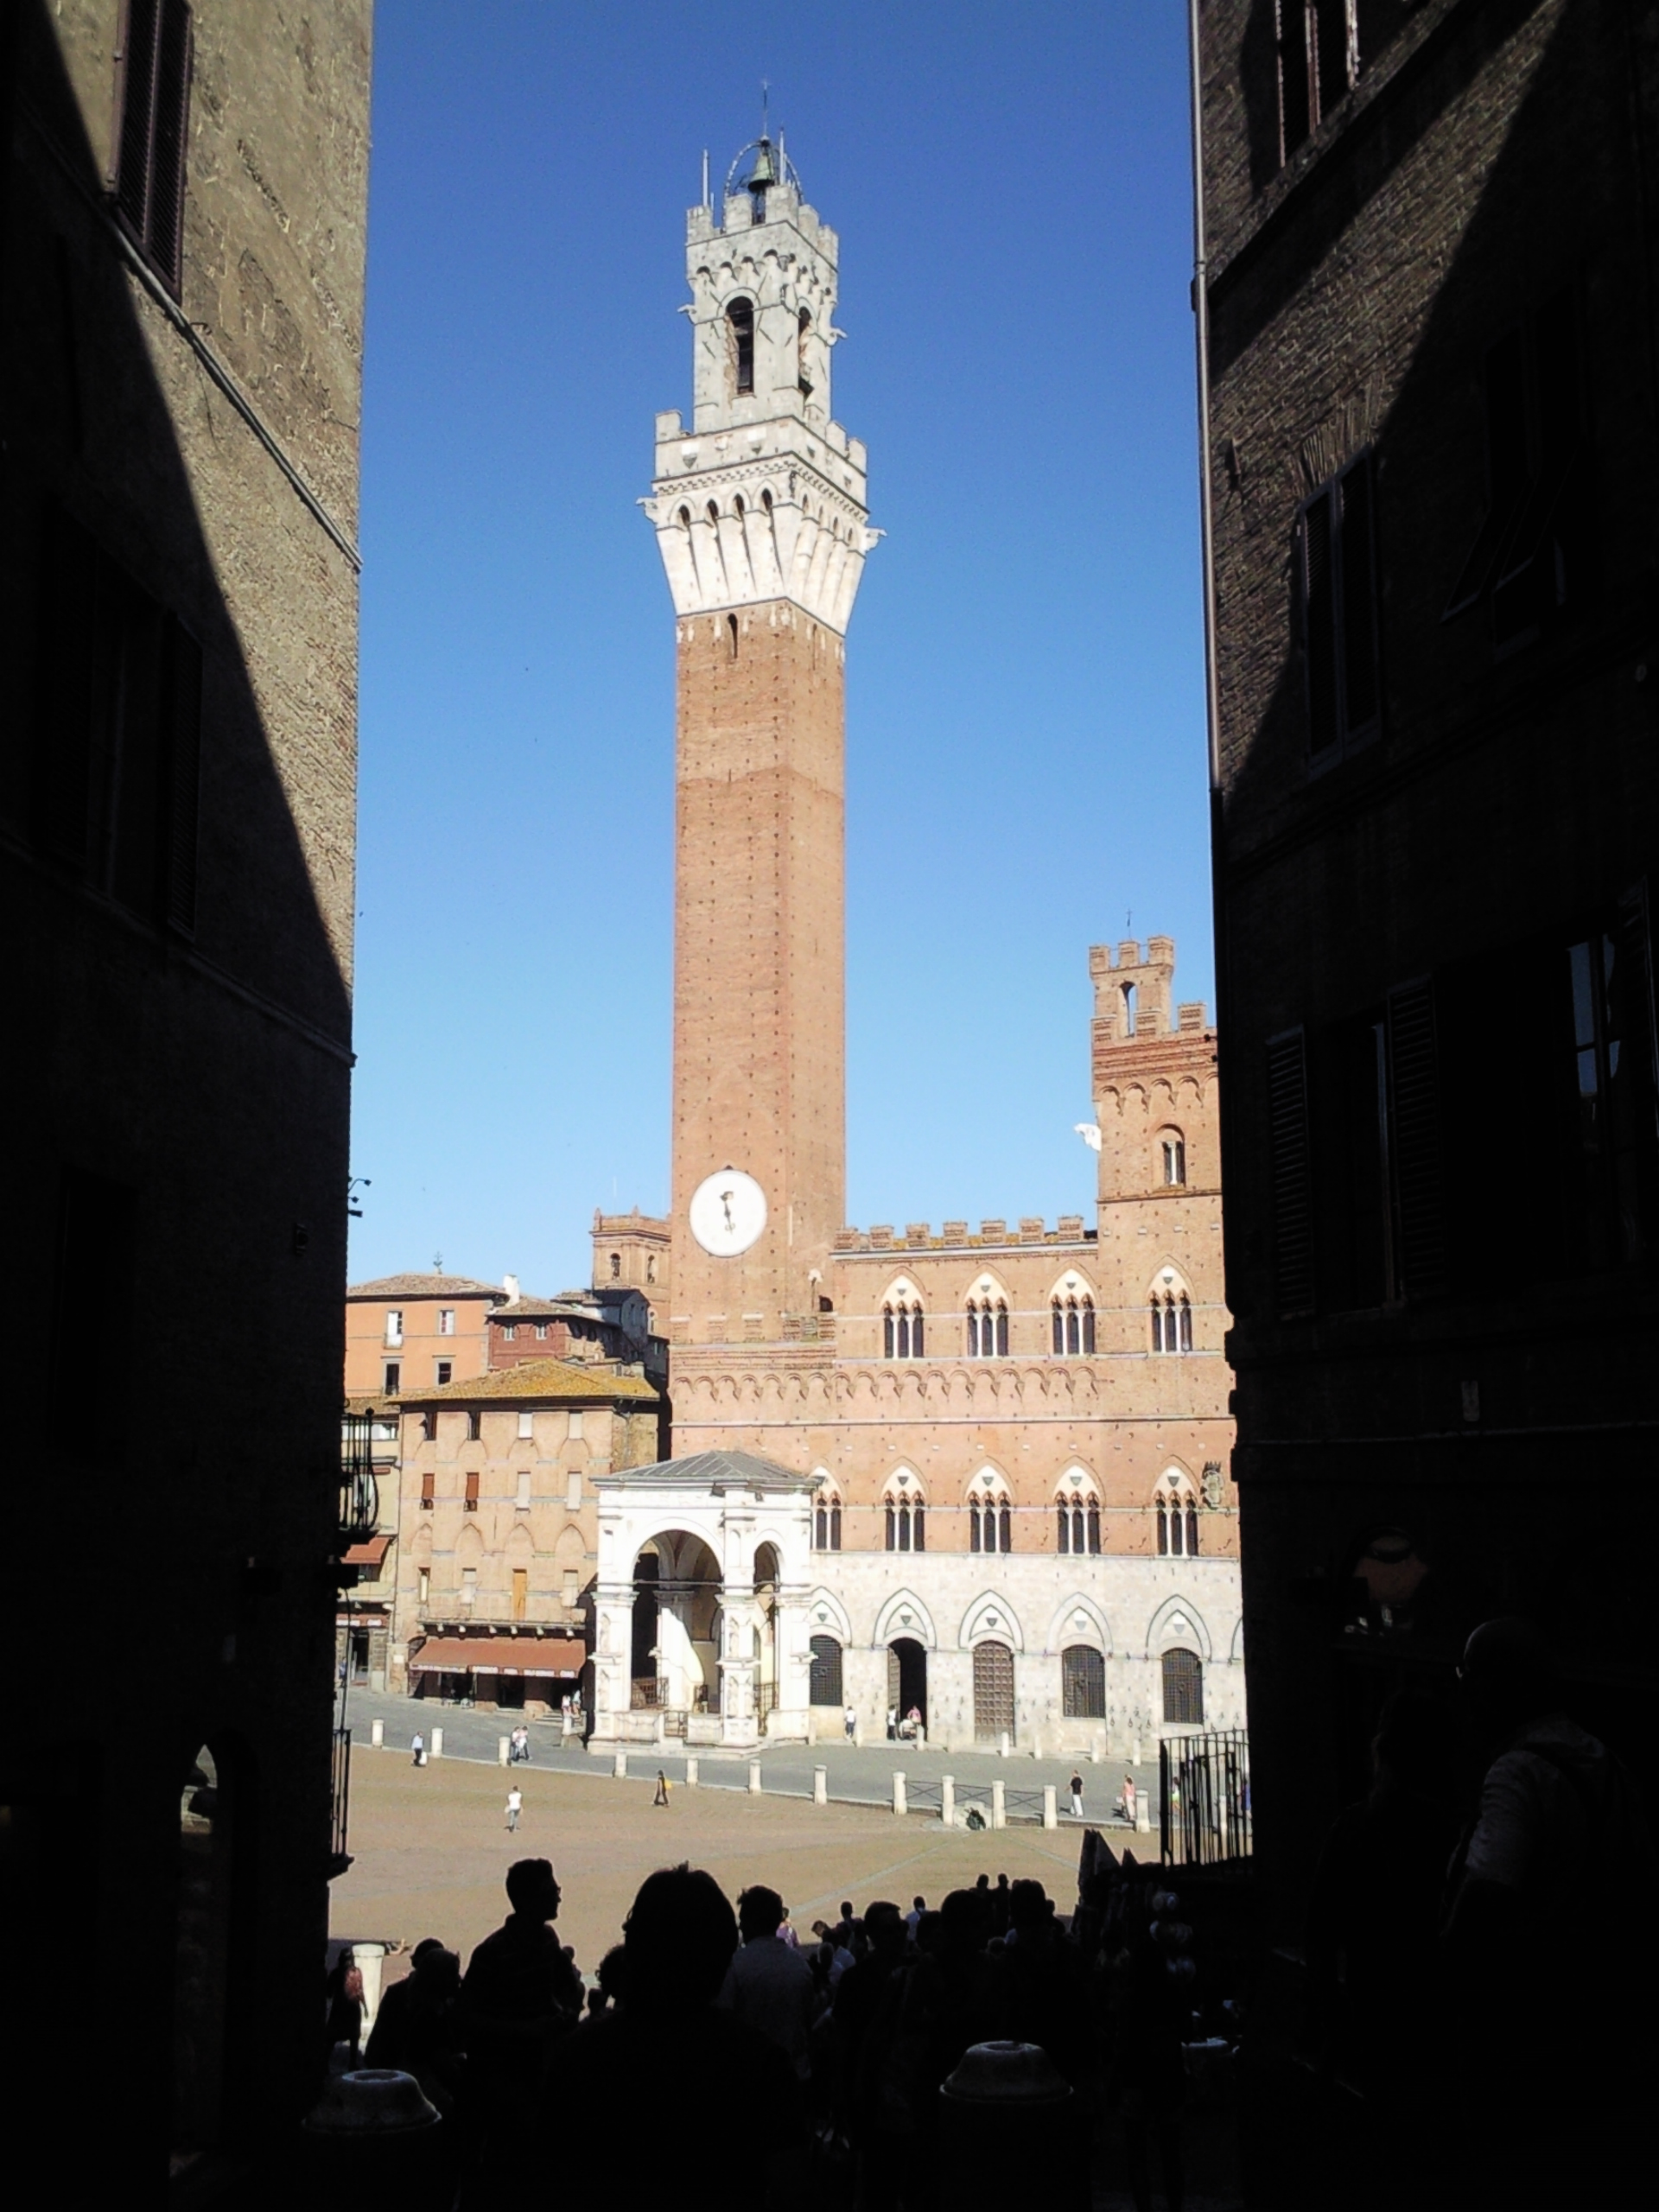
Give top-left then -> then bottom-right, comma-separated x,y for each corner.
503,1273 -> 520,1302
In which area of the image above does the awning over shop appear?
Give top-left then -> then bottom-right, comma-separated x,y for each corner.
408,1637 -> 587,1679
344,1534 -> 393,1568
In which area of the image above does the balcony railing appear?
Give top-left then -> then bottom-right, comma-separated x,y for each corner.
339,1408 -> 381,1548
328,1726 -> 353,1878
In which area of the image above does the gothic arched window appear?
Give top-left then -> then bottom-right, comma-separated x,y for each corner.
1162,1134 -> 1187,1186
882,1290 -> 925,1360
1154,1472 -> 1200,1558
968,1472 -> 1013,1555
798,307 -> 813,397
813,1480 -> 842,1552
1051,1294 -> 1096,1356
728,297 -> 755,395
1150,1287 -> 1193,1353
1055,1475 -> 1102,1555
966,1295 -> 1009,1358
883,1474 -> 925,1554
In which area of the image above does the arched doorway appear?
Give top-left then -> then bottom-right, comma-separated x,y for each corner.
633,1532 -> 722,1715
973,1639 -> 1015,1742
173,1745 -> 236,2153
887,1637 -> 927,1732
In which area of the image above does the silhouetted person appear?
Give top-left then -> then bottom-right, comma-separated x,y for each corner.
461,1857 -> 582,2173
719,1884 -> 817,2079
832,1900 -> 906,2141
585,1944 -> 627,2017
1001,1879 -> 1091,2088
1442,1618 -> 1651,2204
366,1941 -> 466,2114
1306,1691 -> 1458,2092
1109,1895 -> 1192,2212
322,1947 -> 363,2070
551,1865 -> 806,2211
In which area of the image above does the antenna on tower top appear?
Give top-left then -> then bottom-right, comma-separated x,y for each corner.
761,79 -> 770,139
701,148 -> 709,208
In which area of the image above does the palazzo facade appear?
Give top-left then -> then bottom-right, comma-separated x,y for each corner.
588,142 -> 1243,1758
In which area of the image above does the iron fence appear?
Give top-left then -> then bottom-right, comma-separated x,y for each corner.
1005,1789 -> 1048,1822
1159,1728 -> 1251,1866
329,1726 -> 353,1873
339,1409 -> 379,1548
905,1778 -> 942,1812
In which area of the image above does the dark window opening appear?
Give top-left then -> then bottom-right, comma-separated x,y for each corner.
463,1471 -> 479,1513
728,297 -> 755,395
809,1635 -> 842,1706
1298,452 -> 1379,760
1062,1644 -> 1106,1720
1566,917 -> 1656,1271
797,308 -> 813,397
1444,290 -> 1592,652
1162,1647 -> 1204,1726
420,1471 -> 434,1510
116,0 -> 194,294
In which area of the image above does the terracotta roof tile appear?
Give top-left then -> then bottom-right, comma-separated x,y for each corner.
395,1357 -> 658,1405
346,1273 -> 504,1300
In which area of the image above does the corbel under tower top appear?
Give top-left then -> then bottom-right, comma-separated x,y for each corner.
643,138 -> 878,635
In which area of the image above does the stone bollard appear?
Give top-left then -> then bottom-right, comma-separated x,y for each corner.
429,1728 -> 443,1760
854,1722 -> 863,1749
814,1765 -> 828,1806
942,1774 -> 956,1827
1136,1796 -> 1152,1834
613,1750 -> 627,1779
498,1736 -> 510,1767
893,1770 -> 907,1816
992,1779 -> 1007,1830
370,1718 -> 384,1749
684,1757 -> 698,1787
1042,1783 -> 1057,1830
999,1730 -> 1010,1758
654,1710 -> 667,1748
1090,1734 -> 1103,1765
748,1759 -> 763,1795
939,2042 -> 1084,2212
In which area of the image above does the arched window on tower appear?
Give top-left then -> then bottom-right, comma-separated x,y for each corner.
798,307 -> 813,397
966,1293 -> 1009,1358
609,1251 -> 620,1280
1055,1472 -> 1102,1555
883,1472 -> 925,1553
1150,1284 -> 1193,1353
1051,1292 -> 1096,1356
727,612 -> 739,660
968,1471 -> 1013,1555
1122,982 -> 1138,1035
1162,1134 -> 1187,1186
1154,1471 -> 1201,1558
728,297 -> 755,395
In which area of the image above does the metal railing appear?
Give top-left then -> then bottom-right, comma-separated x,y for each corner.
1160,1728 -> 1251,1866
339,1409 -> 380,1548
329,1726 -> 353,1873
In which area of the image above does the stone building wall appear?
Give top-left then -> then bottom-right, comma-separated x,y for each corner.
4,0 -> 371,2172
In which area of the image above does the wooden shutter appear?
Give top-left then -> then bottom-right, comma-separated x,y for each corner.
1267,1028 -> 1314,1315
114,0 -> 192,291
115,0 -> 161,239
1388,979 -> 1446,1297
162,618 -> 202,935
1300,488 -> 1338,753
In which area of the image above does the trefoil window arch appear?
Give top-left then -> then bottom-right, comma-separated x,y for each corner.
1154,1471 -> 1201,1559
1051,1288 -> 1096,1356
882,1286 -> 925,1360
813,1478 -> 842,1553
966,1289 -> 1009,1358
1150,1281 -> 1193,1353
1055,1474 -> 1102,1555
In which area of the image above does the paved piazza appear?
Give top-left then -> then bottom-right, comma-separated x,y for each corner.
330,1743 -> 1106,1983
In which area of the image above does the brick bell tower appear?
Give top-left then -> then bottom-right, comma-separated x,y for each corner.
645,138 -> 877,1354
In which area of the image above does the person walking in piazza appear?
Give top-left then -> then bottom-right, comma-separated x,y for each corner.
653,1770 -> 670,1808
1070,1770 -> 1085,1819
505,1785 -> 523,1832
511,1724 -> 530,1764
411,1730 -> 425,1767
844,1702 -> 856,1742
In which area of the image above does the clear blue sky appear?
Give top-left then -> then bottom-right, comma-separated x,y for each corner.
347,1 -> 1211,1295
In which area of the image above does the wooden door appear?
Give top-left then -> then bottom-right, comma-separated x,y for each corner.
973,1639 -> 1014,1741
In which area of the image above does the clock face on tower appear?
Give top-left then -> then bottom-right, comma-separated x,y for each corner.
689,1168 -> 767,1258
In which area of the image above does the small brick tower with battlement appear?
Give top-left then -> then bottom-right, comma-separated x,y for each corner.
644,140 -> 878,1357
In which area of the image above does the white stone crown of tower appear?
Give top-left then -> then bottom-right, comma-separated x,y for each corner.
643,143 -> 878,633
